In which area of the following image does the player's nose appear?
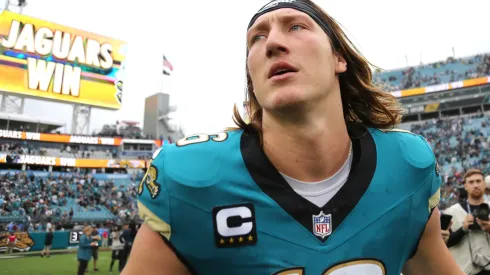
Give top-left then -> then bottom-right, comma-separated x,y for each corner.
265,28 -> 290,58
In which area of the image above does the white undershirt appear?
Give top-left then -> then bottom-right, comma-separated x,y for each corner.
280,146 -> 353,208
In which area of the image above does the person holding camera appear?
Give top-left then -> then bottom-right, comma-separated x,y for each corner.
444,169 -> 490,275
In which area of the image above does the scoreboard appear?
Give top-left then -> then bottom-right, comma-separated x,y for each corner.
69,231 -> 84,244
69,228 -> 108,244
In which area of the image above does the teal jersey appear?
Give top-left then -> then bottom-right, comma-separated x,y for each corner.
137,127 -> 441,275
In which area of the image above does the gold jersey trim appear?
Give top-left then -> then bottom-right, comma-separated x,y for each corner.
428,188 -> 441,213
137,201 -> 171,240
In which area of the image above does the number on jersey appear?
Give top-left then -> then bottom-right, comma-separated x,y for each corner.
274,259 -> 385,275
176,132 -> 228,147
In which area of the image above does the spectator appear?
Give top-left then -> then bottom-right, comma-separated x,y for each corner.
102,230 -> 109,247
110,227 -> 124,272
46,219 -> 52,232
41,228 -> 54,258
5,232 -> 16,254
77,226 -> 97,275
443,169 -> 490,274
118,222 -> 137,272
91,226 -> 101,272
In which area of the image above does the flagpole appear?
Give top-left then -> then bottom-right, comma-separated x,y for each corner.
160,70 -> 165,94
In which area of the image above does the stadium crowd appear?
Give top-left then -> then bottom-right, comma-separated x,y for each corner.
3,114 -> 490,228
375,53 -> 490,91
0,171 -> 139,232
409,113 -> 490,208
0,140 -> 117,160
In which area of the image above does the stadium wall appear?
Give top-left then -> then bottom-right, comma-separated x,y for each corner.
0,231 -> 103,252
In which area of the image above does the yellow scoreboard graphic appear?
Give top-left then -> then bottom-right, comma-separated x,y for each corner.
0,11 -> 127,109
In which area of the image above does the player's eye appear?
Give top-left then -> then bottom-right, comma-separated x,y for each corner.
290,24 -> 305,32
251,34 -> 266,45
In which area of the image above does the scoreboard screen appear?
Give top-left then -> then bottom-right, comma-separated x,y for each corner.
69,231 -> 84,244
69,228 -> 109,244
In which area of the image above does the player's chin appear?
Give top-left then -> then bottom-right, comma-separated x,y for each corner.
269,87 -> 307,109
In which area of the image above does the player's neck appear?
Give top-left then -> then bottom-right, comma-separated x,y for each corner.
468,196 -> 484,205
261,96 -> 350,182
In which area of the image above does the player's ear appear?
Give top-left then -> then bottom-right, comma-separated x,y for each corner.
334,52 -> 347,74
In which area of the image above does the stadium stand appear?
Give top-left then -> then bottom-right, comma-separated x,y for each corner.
0,116 -> 175,238
0,115 -> 174,232
373,52 -> 490,209
0,170 -> 142,230
401,113 -> 490,209
374,53 -> 490,91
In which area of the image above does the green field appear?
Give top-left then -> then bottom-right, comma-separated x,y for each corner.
1,251 -> 120,275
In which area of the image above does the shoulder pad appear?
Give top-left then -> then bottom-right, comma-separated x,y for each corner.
372,128 -> 435,170
161,130 -> 243,186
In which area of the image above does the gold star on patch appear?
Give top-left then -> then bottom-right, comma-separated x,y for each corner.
220,239 -> 225,244
229,238 -> 234,243
248,235 -> 254,241
239,237 -> 244,242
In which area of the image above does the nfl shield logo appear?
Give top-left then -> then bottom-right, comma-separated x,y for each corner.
312,211 -> 332,239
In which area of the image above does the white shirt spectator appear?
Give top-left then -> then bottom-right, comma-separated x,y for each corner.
111,231 -> 123,250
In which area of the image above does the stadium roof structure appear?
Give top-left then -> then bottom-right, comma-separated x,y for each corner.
400,83 -> 490,123
0,112 -> 64,132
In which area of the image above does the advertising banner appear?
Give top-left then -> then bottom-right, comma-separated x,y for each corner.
0,129 -> 123,145
390,76 -> 490,98
0,129 -> 164,146
0,11 -> 127,109
0,154 -> 149,168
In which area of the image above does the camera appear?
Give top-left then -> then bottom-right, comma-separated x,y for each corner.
469,203 -> 490,230
473,203 -> 490,221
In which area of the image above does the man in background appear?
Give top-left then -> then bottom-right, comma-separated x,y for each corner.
41,228 -> 53,258
102,229 -> 109,247
119,221 -> 138,272
110,226 -> 123,273
444,169 -> 490,274
90,225 -> 101,272
5,232 -> 16,254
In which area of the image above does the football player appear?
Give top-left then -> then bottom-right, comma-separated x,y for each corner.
123,0 -> 463,274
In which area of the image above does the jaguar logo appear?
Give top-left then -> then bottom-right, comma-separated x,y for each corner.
0,232 -> 35,252
138,165 -> 161,199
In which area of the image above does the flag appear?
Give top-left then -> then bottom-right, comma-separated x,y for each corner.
163,55 -> 174,76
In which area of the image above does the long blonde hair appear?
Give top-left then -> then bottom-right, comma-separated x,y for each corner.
233,0 -> 403,134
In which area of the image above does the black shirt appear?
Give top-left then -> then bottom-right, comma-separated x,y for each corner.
120,229 -> 136,247
44,232 -> 53,245
91,229 -> 100,250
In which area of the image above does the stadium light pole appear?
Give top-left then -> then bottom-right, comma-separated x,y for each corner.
4,0 -> 27,12
17,0 -> 27,14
